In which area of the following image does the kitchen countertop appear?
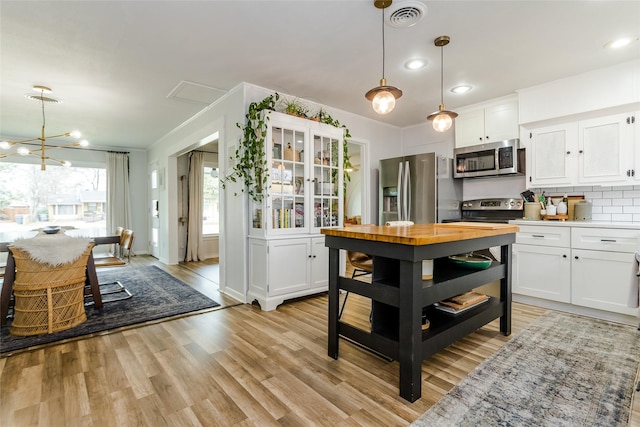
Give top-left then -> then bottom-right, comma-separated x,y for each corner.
510,219 -> 640,230
321,222 -> 519,246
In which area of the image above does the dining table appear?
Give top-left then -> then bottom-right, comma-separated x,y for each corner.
0,228 -> 121,326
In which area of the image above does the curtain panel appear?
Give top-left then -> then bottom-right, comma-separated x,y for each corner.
185,151 -> 204,261
106,152 -> 131,234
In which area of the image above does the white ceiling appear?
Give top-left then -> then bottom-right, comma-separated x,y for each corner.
1,1 -> 639,151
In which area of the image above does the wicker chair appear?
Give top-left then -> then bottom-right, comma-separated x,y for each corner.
9,243 -> 94,336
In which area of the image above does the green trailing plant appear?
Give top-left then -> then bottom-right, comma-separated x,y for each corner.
222,92 -> 279,203
225,92 -> 353,203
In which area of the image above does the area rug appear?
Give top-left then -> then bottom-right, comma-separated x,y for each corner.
1,266 -> 220,354
411,311 -> 640,427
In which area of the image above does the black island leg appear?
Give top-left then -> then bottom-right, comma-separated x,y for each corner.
397,260 -> 423,402
328,246 -> 340,359
500,244 -> 512,336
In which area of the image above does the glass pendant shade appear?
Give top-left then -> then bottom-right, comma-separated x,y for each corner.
427,104 -> 458,132
432,113 -> 453,132
372,90 -> 396,114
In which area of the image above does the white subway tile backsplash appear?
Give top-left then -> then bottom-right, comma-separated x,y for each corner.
602,190 -> 623,198
611,213 -> 634,221
583,191 -> 602,199
592,198 -> 611,206
613,198 -> 633,206
602,206 -> 623,214
538,184 -> 639,223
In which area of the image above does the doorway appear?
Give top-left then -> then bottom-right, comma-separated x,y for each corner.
345,140 -> 370,224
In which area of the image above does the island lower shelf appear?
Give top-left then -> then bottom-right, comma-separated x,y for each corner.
339,296 -> 503,361
338,258 -> 507,362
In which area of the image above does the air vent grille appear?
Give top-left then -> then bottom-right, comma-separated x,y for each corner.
387,1 -> 427,28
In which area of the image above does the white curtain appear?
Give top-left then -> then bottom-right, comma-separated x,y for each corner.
106,152 -> 131,233
185,151 -> 204,261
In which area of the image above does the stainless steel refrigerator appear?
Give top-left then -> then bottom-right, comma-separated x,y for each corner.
379,152 -> 462,224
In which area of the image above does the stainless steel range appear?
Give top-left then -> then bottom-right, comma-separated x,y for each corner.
458,198 -> 524,224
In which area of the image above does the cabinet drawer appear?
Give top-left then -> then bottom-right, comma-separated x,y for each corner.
571,227 -> 640,253
516,225 -> 571,247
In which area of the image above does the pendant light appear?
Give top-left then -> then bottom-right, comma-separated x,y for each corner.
365,0 -> 402,115
427,35 -> 458,132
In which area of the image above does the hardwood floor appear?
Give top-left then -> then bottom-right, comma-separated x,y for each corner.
1,255 -> 638,426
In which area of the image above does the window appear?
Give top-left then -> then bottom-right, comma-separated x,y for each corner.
0,162 -> 107,233
203,166 -> 219,235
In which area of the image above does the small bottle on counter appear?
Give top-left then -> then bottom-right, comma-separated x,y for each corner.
557,193 -> 568,215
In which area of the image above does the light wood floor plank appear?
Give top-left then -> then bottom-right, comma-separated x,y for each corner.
1,255 -> 638,426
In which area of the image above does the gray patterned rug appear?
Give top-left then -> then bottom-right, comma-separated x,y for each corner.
1,266 -> 220,354
411,311 -> 640,427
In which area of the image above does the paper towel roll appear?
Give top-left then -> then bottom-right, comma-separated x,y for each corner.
385,221 -> 414,227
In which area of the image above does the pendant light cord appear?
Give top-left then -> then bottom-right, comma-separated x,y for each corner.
381,7 -> 385,79
440,45 -> 444,105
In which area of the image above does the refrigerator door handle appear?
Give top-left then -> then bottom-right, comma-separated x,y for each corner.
404,161 -> 411,222
397,162 -> 403,221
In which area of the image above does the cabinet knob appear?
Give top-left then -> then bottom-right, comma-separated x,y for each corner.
574,256 -> 579,260
562,254 -> 567,258
479,137 -> 483,141
486,136 -> 490,140
566,151 -> 571,155
313,255 -> 317,258
308,255 -> 312,258
579,150 -> 583,154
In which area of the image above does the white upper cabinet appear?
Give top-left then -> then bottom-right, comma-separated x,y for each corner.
578,113 -> 634,184
455,97 -> 519,148
526,112 -> 636,188
527,122 -> 578,187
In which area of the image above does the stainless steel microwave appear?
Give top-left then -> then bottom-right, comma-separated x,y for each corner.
453,139 -> 523,178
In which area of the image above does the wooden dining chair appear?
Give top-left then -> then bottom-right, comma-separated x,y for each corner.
94,229 -> 134,267
339,250 -> 373,318
87,229 -> 135,305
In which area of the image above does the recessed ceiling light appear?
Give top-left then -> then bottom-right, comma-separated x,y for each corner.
451,85 -> 472,94
404,58 -> 427,70
605,37 -> 635,49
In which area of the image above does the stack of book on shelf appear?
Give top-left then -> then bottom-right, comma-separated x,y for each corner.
434,291 -> 489,315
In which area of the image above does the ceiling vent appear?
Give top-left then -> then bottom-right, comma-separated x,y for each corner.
167,80 -> 227,105
386,0 -> 427,28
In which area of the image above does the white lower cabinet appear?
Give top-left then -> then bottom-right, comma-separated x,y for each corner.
513,244 -> 571,303
570,227 -> 639,316
571,249 -> 636,315
248,236 -> 328,311
513,224 -> 640,317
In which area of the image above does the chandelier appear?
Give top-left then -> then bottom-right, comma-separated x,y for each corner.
0,85 -> 89,170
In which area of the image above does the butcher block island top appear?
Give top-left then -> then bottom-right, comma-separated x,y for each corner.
322,222 -> 518,403
321,222 -> 519,246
